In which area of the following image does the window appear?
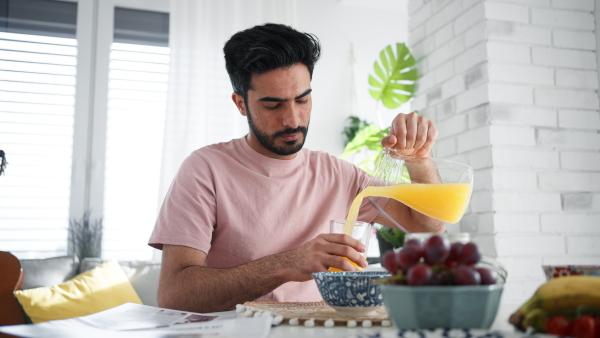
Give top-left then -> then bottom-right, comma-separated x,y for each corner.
0,0 -> 169,260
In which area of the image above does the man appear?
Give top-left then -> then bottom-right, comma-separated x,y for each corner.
149,23 -> 442,313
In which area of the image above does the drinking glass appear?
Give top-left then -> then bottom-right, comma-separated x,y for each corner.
329,219 -> 371,272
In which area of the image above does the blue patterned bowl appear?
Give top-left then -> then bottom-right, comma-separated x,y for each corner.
312,271 -> 391,316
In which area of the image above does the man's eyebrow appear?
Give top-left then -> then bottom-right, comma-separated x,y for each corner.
258,89 -> 312,102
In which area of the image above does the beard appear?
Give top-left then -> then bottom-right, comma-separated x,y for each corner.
245,106 -> 309,156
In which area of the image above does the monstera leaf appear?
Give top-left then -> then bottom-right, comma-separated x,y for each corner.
368,42 -> 418,109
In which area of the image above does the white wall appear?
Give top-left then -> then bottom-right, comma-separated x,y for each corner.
297,0 -> 410,156
408,0 -> 600,331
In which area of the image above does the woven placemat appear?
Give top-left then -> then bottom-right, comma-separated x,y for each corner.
240,301 -> 391,327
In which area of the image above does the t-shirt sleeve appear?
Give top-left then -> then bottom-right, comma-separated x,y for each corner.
148,152 -> 216,254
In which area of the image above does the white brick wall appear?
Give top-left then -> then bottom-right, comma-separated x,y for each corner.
408,0 -> 600,330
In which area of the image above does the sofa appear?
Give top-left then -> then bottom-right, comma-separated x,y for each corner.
0,252 -> 161,325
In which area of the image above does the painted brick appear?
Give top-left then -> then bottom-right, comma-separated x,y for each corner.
562,192 -> 593,210
464,20 -> 486,48
497,257 -> 544,279
487,21 -> 551,46
427,86 -> 442,105
466,145 -> 492,171
541,214 -> 600,233
494,0 -> 549,6
494,192 -> 562,212
409,1 -> 432,31
488,83 -> 534,105
500,279 -> 546,309
433,136 -> 457,158
428,37 -> 464,70
543,256 -> 600,265
494,213 -> 541,233
487,41 -> 531,64
425,0 -> 463,35
566,236 -> 600,255
537,128 -> 600,149
558,110 -> 600,129
592,193 -> 600,210
454,42 -> 487,73
457,125 -> 491,152
531,8 -> 595,30
412,37 -> 436,63
408,0 -> 426,15
470,190 -> 493,213
490,105 -> 557,127
469,234 -> 496,257
434,22 -> 454,48
416,70 -> 436,95
460,212 -> 494,233
539,172 -> 600,191
465,64 -> 488,89
493,169 -> 538,190
535,88 -> 599,109
456,83 -> 488,113
432,0 -> 455,12
441,75 -> 467,100
532,47 -> 596,69
490,125 -> 536,147
496,233 -> 565,255
553,30 -> 596,51
551,0 -> 594,12
409,25 -> 426,47
454,2 -> 485,35
485,2 -> 529,24
468,104 -> 491,128
412,93 -> 427,112
488,64 -> 553,86
462,0 -> 483,10
433,97 -> 458,120
474,168 -> 493,191
556,69 -> 599,90
434,61 -> 454,83
436,111 -> 468,139
561,151 -> 600,171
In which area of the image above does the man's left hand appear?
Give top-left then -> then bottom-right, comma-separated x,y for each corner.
380,112 -> 437,158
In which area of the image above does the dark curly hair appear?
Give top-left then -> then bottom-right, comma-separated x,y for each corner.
223,23 -> 321,101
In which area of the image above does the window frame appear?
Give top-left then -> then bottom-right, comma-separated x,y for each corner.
70,0 -> 169,228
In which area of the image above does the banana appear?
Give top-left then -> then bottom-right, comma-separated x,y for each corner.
510,275 -> 600,331
522,308 -> 549,333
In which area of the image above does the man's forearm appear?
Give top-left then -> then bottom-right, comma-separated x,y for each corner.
159,251 -> 295,313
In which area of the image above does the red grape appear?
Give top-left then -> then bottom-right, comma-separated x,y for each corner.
381,250 -> 398,274
453,265 -> 481,285
445,242 -> 463,268
424,234 -> 450,264
476,267 -> 497,285
403,238 -> 423,255
407,263 -> 432,286
395,246 -> 422,270
459,242 -> 481,265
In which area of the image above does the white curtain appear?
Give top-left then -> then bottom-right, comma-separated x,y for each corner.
159,0 -> 298,203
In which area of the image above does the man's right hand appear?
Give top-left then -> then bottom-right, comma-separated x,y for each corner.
279,233 -> 368,281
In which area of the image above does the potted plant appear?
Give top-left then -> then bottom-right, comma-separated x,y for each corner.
341,42 -> 418,255
0,150 -> 7,176
68,211 -> 103,261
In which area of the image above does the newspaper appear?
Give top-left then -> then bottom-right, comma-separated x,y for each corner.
0,303 -> 272,338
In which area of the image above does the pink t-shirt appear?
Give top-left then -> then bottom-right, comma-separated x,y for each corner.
149,137 -> 378,302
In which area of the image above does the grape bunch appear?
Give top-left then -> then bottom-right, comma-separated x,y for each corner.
381,234 -> 498,286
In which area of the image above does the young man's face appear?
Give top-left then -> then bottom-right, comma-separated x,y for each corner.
232,63 -> 312,160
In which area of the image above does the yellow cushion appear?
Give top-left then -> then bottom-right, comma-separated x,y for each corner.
14,260 -> 142,323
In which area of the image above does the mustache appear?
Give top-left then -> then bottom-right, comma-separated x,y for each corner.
273,126 -> 308,138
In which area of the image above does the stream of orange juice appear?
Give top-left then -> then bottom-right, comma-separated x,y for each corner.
343,183 -> 473,236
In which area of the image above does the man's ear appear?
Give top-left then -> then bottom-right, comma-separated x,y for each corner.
231,93 -> 247,116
